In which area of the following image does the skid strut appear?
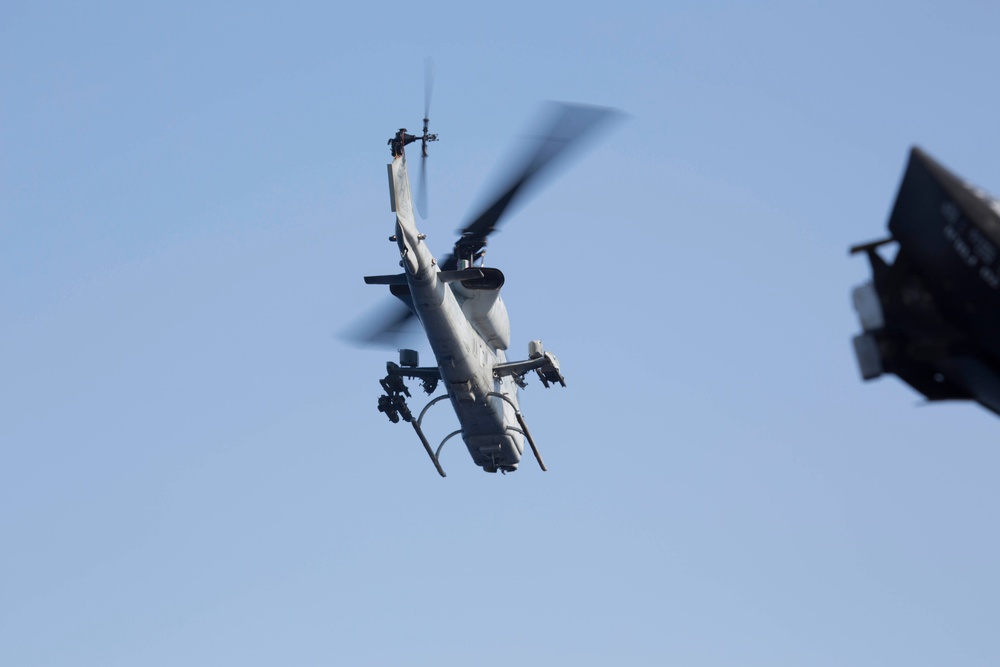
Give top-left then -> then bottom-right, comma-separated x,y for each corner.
488,392 -> 547,472
409,418 -> 447,478
377,350 -> 551,476
410,395 -> 450,477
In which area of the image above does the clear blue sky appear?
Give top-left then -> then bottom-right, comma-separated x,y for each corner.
3,2 -> 1000,665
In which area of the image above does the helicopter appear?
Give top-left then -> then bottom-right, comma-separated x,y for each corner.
352,99 -> 618,476
850,146 -> 1000,417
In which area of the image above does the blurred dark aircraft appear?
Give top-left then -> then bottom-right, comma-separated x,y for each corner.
851,147 -> 1000,417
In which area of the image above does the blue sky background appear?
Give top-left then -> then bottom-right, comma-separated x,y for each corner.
3,2 -> 1000,665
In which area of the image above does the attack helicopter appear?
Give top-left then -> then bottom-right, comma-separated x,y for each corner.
352,94 -> 618,476
850,147 -> 1000,417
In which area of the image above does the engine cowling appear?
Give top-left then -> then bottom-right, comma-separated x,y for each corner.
450,267 -> 510,350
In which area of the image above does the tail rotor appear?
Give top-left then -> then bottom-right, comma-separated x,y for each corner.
417,57 -> 438,219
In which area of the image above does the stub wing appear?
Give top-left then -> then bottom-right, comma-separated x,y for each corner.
494,343 -> 566,388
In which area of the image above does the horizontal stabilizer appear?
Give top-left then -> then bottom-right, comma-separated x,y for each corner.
438,268 -> 484,283
364,273 -> 408,285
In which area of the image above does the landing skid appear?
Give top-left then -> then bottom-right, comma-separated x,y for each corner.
376,351 -> 551,476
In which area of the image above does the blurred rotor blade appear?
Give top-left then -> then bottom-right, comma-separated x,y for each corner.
416,57 -> 435,220
424,57 -> 435,119
341,298 -> 419,348
450,102 -> 621,264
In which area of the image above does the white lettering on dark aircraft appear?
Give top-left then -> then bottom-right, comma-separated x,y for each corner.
942,199 -> 1000,290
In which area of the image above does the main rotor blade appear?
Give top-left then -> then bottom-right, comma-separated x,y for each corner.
456,102 -> 620,252
424,57 -> 435,119
341,298 -> 418,348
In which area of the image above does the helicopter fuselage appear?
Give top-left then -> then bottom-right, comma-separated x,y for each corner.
389,152 -> 525,472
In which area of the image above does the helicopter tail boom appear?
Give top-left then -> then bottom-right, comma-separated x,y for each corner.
389,154 -> 436,279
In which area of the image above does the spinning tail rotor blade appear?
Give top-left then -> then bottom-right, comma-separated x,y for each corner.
416,57 -> 435,219
444,102 -> 621,268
